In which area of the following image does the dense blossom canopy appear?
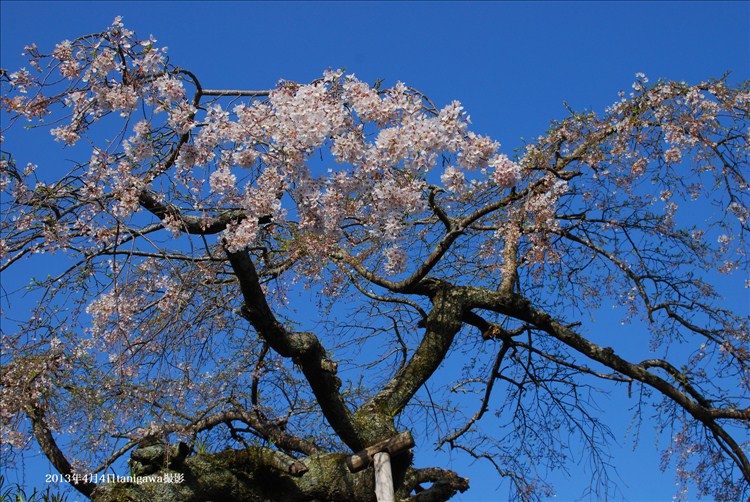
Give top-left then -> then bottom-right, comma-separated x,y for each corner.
1,18 -> 748,501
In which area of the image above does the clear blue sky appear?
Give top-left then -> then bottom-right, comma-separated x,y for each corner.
1,2 -> 748,501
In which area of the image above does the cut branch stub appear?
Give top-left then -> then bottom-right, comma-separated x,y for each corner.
271,450 -> 308,476
345,431 -> 415,473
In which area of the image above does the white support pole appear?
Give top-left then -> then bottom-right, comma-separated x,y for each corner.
373,451 -> 394,502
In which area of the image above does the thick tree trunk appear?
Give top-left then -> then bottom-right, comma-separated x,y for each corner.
91,446 -> 376,502
90,443 -> 468,502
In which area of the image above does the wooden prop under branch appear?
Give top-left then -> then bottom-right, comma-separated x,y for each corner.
345,431 -> 414,473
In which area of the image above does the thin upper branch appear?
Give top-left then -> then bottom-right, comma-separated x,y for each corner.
200,89 -> 272,97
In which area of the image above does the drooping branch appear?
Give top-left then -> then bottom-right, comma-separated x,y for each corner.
485,291 -> 750,484
438,339 -> 512,448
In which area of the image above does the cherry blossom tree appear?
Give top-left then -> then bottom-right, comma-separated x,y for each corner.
1,18 -> 748,501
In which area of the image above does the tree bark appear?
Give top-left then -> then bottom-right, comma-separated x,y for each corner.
90,444 -> 467,502
225,247 -> 366,451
